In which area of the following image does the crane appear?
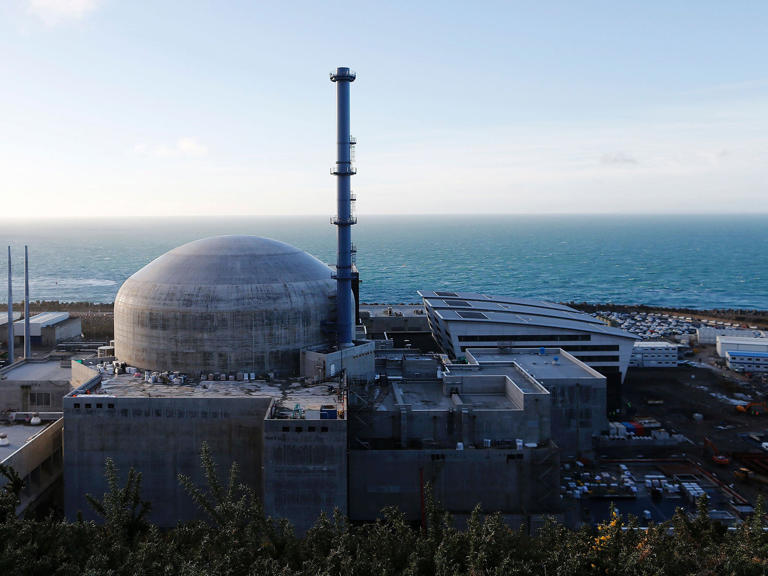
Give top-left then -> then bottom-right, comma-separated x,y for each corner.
736,402 -> 767,416
704,437 -> 731,466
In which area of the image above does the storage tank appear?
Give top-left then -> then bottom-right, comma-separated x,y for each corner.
114,235 -> 335,376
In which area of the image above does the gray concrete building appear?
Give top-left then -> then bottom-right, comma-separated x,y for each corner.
11,312 -> 81,348
347,353 -> 560,524
63,362 -> 349,531
449,348 -> 607,457
419,291 -> 636,413
0,359 -> 72,413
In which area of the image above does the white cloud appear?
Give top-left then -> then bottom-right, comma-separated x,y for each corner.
133,138 -> 209,159
27,0 -> 101,25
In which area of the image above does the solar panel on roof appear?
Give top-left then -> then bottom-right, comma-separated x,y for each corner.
445,300 -> 470,307
435,291 -> 458,297
457,311 -> 487,320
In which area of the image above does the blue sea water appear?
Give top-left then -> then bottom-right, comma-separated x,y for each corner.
0,215 -> 766,310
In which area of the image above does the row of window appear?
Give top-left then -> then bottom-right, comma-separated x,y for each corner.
29,392 -> 51,406
457,334 -> 591,343
72,403 -> 230,419
281,425 -> 330,433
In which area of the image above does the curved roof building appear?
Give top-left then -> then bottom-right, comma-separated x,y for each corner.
114,236 -> 335,376
418,290 -> 638,413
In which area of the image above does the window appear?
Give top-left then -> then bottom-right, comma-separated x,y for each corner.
29,392 -> 51,406
457,311 -> 487,320
295,427 -> 303,433
282,426 -> 290,432
108,403 -> 115,409
73,403 -> 80,409
321,426 -> 329,432
308,426 -> 316,432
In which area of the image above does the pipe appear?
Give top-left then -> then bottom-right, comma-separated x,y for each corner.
24,245 -> 30,359
6,246 -> 13,364
330,66 -> 356,348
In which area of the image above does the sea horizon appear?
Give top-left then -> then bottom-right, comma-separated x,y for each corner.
1,214 -> 767,310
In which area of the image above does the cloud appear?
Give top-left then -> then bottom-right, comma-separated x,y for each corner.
600,152 -> 638,166
27,0 -> 101,25
133,138 -> 209,158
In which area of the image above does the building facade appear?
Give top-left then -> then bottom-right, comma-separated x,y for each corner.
419,291 -> 636,413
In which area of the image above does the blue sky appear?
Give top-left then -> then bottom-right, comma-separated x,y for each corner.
1,1 -> 766,217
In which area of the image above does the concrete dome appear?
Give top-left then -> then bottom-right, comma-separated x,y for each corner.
114,235 -> 335,376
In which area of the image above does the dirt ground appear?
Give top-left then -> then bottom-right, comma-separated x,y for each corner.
624,363 -> 768,503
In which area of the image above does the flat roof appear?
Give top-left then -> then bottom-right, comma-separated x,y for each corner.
1,360 -> 71,381
634,341 -> 678,348
0,312 -> 22,326
13,311 -> 69,327
463,348 -> 605,381
717,336 -> 768,344
360,304 -> 426,317
382,380 -> 520,411
727,351 -> 768,359
72,373 -> 345,418
0,422 -> 53,463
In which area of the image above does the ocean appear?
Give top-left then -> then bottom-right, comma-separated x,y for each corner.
0,215 -> 766,310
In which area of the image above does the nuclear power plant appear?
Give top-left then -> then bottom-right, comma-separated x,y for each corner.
2,68 -> 637,531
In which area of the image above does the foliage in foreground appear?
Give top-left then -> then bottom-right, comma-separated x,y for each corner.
1,450 -> 767,576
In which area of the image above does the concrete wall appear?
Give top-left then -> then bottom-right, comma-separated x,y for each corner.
0,380 -> 71,412
0,419 -> 63,514
42,318 -> 82,346
63,395 -> 272,526
262,417 -> 347,533
541,376 -> 606,457
71,360 -> 99,388
349,444 -> 559,522
301,341 -> 375,382
351,392 -> 549,450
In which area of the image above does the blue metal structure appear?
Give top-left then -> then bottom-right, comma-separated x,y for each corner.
24,245 -> 30,359
330,67 -> 357,347
7,246 -> 13,364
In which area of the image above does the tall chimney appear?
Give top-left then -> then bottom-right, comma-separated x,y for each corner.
330,67 -> 357,348
6,247 -> 13,364
24,245 -> 30,359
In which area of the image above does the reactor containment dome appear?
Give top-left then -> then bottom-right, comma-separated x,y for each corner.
114,235 -> 335,376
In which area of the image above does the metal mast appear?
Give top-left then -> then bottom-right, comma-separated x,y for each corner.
330,67 -> 357,348
6,247 -> 13,364
24,245 -> 30,359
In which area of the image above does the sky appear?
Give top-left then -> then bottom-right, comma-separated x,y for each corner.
0,1 -> 766,217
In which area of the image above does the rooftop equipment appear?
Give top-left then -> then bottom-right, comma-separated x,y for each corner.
330,66 -> 357,348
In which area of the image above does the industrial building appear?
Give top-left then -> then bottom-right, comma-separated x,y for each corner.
716,335 -> 768,358
419,291 -> 636,412
696,326 -> 764,345
49,67 -> 620,531
725,351 -> 768,373
0,358 -> 72,413
629,341 -> 680,368
11,312 -> 81,348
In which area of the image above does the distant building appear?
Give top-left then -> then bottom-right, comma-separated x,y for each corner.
0,359 -> 72,413
12,312 -> 81,348
725,351 -> 768,373
696,326 -> 764,345
716,336 -> 768,358
629,341 -> 679,368
419,291 -> 636,413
